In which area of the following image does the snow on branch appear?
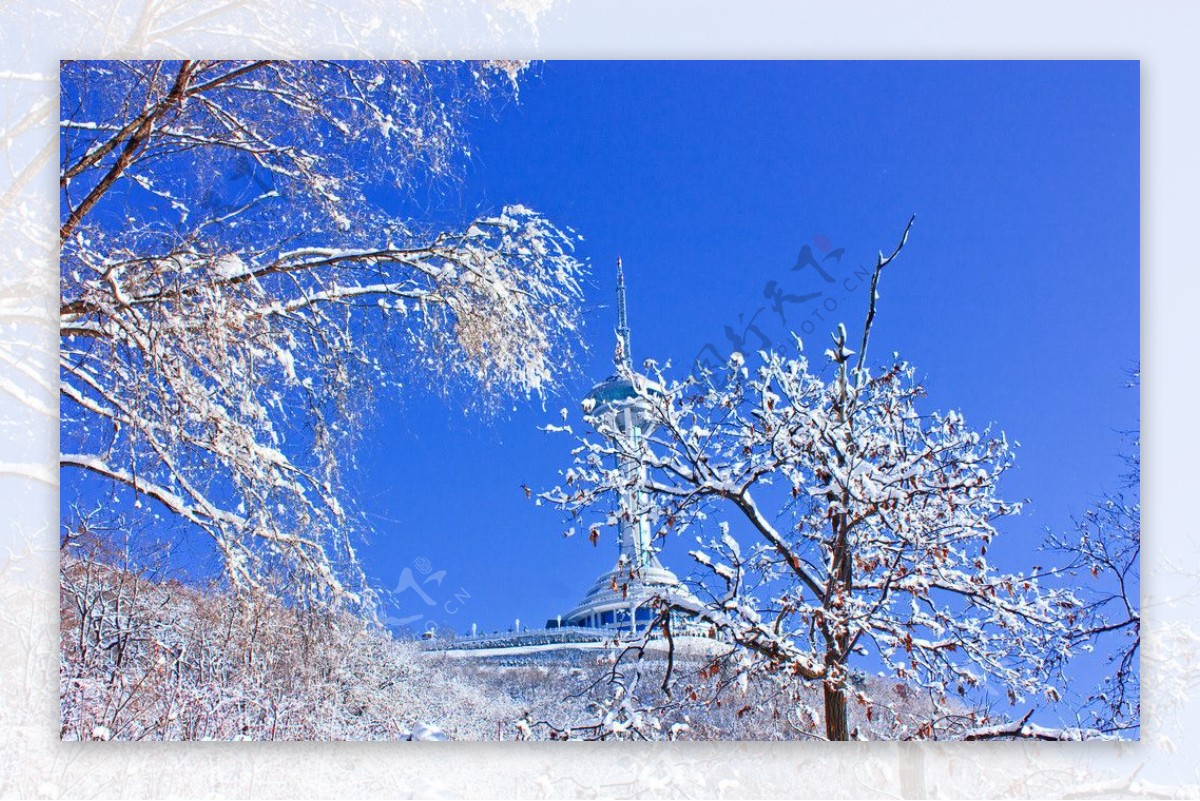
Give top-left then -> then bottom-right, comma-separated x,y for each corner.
963,710 -> 1106,741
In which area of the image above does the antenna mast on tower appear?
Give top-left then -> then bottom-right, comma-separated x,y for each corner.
615,256 -> 633,371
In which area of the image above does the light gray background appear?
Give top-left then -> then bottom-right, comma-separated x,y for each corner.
0,1 -> 1190,797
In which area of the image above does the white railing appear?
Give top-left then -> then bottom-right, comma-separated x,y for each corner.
420,622 -> 718,651
419,626 -> 610,651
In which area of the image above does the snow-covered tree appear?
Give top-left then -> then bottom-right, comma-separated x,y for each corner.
1045,367 -> 1140,736
60,61 -> 586,611
546,218 -> 1083,740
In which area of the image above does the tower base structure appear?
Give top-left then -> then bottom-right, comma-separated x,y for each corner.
550,559 -> 701,636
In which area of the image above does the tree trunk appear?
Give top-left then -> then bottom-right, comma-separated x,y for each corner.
824,678 -> 850,741
825,508 -> 852,742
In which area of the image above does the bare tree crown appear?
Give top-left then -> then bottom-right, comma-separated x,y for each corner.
544,219 -> 1083,740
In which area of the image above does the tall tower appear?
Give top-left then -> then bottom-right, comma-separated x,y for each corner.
556,258 -> 686,633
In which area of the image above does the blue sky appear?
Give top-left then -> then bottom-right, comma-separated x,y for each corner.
355,60 -> 1139,639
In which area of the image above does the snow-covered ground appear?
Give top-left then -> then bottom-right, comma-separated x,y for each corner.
61,553 -> 976,741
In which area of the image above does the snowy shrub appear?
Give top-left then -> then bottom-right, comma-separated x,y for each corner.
60,541 -> 509,741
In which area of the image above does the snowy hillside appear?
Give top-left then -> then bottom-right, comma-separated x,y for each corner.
61,550 -> 981,741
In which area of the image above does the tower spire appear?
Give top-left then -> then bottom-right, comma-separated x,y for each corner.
615,256 -> 633,371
